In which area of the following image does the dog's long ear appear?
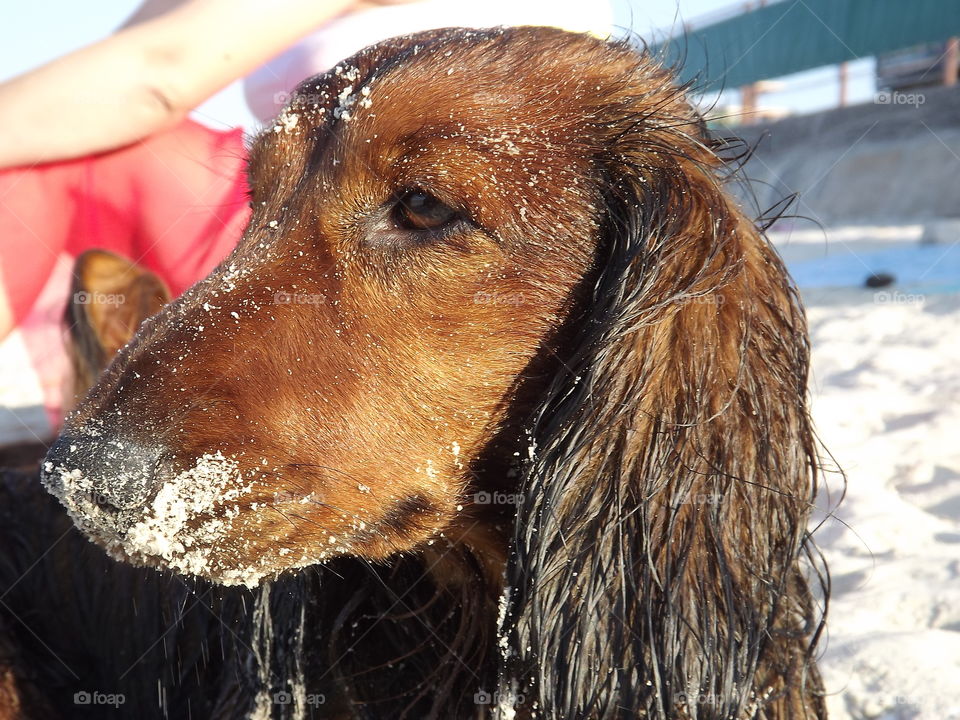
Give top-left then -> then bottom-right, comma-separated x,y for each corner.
64,250 -> 170,402
498,69 -> 826,719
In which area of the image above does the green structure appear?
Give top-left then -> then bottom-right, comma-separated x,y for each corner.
654,0 -> 960,90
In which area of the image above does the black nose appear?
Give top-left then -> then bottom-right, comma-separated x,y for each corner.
43,432 -> 164,512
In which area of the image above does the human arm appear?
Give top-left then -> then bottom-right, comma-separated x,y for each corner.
0,0 -> 368,168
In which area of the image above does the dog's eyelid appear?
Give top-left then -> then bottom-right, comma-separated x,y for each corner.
390,187 -> 474,234
394,185 -> 461,211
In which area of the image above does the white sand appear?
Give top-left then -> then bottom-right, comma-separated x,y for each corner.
803,288 -> 960,720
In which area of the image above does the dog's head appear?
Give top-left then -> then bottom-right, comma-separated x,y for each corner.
44,27 -> 660,584
43,27 -> 822,717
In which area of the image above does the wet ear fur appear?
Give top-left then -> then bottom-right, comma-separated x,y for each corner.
498,65 -> 826,720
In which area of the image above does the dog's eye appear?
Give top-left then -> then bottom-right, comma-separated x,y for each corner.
393,190 -> 458,231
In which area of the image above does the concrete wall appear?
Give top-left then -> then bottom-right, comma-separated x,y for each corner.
729,85 -> 960,225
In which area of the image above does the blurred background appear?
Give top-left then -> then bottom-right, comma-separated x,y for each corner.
2,1 -> 960,718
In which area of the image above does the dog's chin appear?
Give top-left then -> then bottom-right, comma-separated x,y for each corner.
96,534 -> 314,589
68,506 -> 334,589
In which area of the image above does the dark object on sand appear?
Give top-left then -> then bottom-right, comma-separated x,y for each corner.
865,272 -> 896,288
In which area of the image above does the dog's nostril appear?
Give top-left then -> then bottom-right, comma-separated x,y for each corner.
43,432 -> 165,512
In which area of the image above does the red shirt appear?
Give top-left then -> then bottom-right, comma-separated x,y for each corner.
0,118 -> 251,322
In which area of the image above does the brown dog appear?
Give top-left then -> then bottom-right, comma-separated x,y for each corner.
42,27 -> 826,719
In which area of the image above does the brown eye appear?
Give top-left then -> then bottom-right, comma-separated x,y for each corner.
394,190 -> 458,231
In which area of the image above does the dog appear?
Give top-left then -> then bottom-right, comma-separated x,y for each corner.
34,26 -> 827,719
